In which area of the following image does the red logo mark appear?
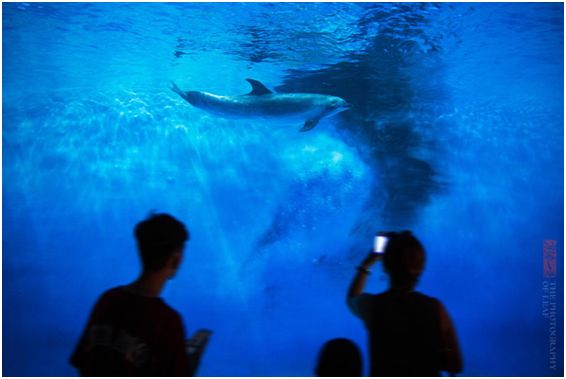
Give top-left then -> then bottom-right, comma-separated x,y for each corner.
543,240 -> 557,278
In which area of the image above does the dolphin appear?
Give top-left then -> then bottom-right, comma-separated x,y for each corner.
169,79 -> 349,132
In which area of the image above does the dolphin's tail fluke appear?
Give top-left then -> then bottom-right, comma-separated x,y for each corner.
169,81 -> 185,97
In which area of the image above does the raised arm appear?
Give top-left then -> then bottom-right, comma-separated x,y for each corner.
347,252 -> 382,301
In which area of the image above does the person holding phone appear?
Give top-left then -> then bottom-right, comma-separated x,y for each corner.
70,213 -> 211,376
347,231 -> 463,376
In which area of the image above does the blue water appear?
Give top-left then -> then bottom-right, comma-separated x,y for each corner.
3,2 -> 564,376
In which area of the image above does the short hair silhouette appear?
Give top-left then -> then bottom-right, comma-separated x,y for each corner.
134,213 -> 189,272
315,338 -> 363,377
382,230 -> 425,288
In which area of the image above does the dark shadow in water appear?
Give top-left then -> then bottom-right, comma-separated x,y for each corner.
238,26 -> 283,64
256,4 -> 449,256
174,37 -> 191,59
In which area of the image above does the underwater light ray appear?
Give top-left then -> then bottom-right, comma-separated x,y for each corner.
184,133 -> 254,303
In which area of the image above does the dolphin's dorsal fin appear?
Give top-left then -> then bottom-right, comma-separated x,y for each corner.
246,79 -> 273,96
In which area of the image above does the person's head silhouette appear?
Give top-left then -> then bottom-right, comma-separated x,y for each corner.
134,213 -> 189,278
315,338 -> 363,377
382,230 -> 425,290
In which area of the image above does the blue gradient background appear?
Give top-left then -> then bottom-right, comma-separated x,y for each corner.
3,2 -> 564,376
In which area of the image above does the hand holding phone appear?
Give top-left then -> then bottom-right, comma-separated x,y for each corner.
186,329 -> 213,355
373,232 -> 389,255
186,329 -> 213,376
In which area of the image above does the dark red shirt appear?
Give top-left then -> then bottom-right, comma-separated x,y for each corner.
70,286 -> 189,376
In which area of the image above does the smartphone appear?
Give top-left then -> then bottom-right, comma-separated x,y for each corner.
373,233 -> 388,255
186,329 -> 213,355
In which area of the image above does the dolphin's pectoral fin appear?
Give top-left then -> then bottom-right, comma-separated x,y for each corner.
246,78 -> 273,96
299,118 -> 320,132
